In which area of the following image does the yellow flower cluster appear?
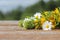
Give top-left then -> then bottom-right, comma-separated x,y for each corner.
34,8 -> 60,29
19,8 -> 60,30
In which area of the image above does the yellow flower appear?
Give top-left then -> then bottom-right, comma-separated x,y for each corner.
34,19 -> 39,23
50,19 -> 55,23
48,15 -> 56,29
40,17 -> 46,25
52,21 -> 56,29
55,8 -> 59,14
49,15 -> 55,22
35,16 -> 38,19
58,17 -> 60,22
52,25 -> 55,29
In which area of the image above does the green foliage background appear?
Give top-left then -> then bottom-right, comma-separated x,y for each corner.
0,0 -> 60,20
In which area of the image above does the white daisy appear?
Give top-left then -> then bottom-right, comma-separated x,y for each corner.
34,12 -> 42,19
42,21 -> 52,30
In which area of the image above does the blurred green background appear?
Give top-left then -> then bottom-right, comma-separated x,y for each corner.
0,0 -> 60,20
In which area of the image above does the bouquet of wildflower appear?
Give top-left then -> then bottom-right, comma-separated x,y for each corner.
19,8 -> 60,30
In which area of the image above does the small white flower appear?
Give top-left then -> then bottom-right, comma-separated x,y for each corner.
42,21 -> 52,30
30,16 -> 35,20
23,18 -> 31,27
24,18 -> 31,21
34,12 -> 42,19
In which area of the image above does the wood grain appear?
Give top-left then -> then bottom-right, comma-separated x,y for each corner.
0,21 -> 60,40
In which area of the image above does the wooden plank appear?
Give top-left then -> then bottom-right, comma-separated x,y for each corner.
0,30 -> 60,40
0,21 -> 18,26
0,21 -> 60,40
0,26 -> 20,31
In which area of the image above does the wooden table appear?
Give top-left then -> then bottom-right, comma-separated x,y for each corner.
0,21 -> 60,40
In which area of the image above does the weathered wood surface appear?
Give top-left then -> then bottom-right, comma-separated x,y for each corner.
0,21 -> 60,40
0,30 -> 60,40
0,21 -> 18,26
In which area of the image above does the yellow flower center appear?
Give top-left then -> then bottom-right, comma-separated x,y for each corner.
35,16 -> 38,18
46,25 -> 49,28
34,19 -> 39,23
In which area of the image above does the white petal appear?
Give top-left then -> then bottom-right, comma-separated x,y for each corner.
42,21 -> 52,30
